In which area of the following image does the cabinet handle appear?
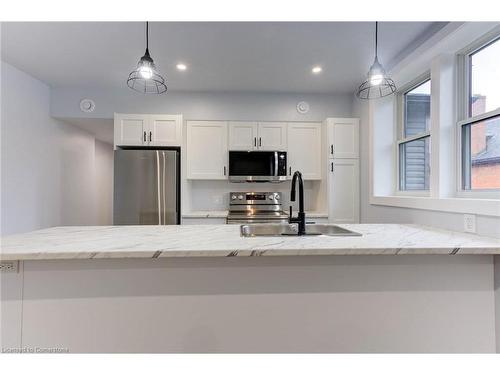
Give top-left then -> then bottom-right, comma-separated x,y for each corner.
289,166 -> 292,176
331,162 -> 334,173
259,137 -> 262,147
143,131 -> 146,142
224,166 -> 226,176
149,131 -> 152,142
254,137 -> 257,147
330,145 -> 333,154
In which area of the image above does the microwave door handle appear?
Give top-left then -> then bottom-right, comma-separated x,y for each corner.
274,152 -> 278,177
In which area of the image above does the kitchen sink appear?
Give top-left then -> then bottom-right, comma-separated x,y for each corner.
240,223 -> 361,237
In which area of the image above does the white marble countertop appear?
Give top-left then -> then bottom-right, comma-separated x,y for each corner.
1,224 -> 499,261
181,210 -> 329,218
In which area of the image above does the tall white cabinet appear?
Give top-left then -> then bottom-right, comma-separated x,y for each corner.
326,118 -> 360,223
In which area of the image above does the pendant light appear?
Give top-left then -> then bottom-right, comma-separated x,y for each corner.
356,22 -> 396,100
127,22 -> 167,94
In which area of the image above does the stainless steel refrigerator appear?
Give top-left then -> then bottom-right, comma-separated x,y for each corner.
113,148 -> 180,225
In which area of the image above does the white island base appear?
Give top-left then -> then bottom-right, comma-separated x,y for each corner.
1,224 -> 499,353
1,255 -> 496,353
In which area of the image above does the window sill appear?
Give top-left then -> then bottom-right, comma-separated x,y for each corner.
369,195 -> 500,217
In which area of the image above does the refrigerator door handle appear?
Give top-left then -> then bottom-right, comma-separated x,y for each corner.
155,151 -> 162,224
162,151 -> 167,225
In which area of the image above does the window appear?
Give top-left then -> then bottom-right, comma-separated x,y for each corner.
469,37 -> 500,117
461,113 -> 500,190
460,36 -> 500,191
398,79 -> 431,191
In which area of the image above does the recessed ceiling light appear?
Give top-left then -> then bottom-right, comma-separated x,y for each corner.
312,66 -> 322,74
176,63 -> 187,71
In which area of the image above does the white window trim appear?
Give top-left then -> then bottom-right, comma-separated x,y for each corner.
395,74 -> 431,196
368,23 -> 500,218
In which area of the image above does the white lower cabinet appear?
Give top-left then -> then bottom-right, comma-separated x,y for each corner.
287,122 -> 322,180
187,120 -> 228,180
328,159 -> 359,223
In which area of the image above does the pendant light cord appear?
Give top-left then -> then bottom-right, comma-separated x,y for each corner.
146,21 -> 149,52
375,21 -> 378,58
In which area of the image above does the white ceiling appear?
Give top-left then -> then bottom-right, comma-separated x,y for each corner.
1,22 -> 448,94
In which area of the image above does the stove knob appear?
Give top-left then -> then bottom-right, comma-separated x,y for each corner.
275,194 -> 280,200
231,195 -> 237,200
238,195 -> 243,200
268,194 -> 274,200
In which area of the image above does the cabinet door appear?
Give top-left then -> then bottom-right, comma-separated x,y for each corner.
257,122 -> 287,150
114,113 -> 148,146
328,159 -> 359,223
187,121 -> 228,180
149,115 -> 182,146
327,118 -> 359,159
228,122 -> 258,150
287,122 -> 322,180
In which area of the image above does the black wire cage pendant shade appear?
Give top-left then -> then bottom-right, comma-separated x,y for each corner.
356,22 -> 396,100
127,22 -> 167,94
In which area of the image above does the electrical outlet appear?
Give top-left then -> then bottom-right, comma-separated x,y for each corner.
464,214 -> 476,233
0,261 -> 19,273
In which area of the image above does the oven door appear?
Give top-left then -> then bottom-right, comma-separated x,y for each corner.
228,151 -> 287,182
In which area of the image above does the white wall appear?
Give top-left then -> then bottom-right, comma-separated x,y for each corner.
94,140 -> 113,225
0,62 -> 113,235
51,87 -> 353,122
353,97 -> 500,238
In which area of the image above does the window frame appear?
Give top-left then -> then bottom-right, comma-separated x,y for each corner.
395,74 -> 431,196
456,33 -> 500,197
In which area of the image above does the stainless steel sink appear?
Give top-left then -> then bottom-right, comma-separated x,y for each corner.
240,223 -> 361,237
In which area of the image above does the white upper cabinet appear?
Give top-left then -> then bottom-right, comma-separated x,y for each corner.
287,122 -> 322,180
149,115 -> 183,146
187,121 -> 228,180
228,122 -> 258,150
114,113 -> 183,148
228,121 -> 287,151
328,159 -> 359,223
326,118 -> 359,159
257,122 -> 287,150
114,114 -> 149,146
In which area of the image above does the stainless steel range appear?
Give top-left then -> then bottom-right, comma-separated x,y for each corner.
226,192 -> 289,224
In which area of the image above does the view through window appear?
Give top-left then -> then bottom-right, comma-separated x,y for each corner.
463,37 -> 500,190
399,80 -> 431,191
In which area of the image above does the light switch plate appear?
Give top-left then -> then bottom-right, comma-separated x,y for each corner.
464,214 -> 476,233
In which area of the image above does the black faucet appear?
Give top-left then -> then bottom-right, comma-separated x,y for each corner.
289,171 -> 306,235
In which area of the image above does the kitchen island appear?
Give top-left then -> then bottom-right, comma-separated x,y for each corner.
1,224 -> 500,353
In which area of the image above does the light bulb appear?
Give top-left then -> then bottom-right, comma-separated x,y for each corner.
311,66 -> 322,74
370,74 -> 383,86
139,66 -> 153,79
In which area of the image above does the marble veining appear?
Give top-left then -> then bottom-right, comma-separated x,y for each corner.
1,224 -> 499,261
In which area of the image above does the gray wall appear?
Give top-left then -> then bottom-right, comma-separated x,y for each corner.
50,87 -> 353,122
1,256 -> 496,353
0,62 -> 113,235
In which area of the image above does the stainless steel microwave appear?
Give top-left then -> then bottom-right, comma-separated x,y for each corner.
228,151 -> 287,182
